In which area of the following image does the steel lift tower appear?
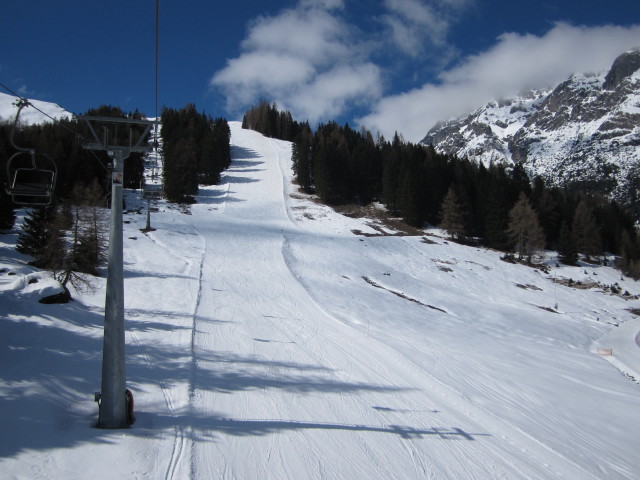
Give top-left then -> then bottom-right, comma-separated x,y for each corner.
80,115 -> 155,428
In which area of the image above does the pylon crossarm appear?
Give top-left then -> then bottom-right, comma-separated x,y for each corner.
78,116 -> 156,153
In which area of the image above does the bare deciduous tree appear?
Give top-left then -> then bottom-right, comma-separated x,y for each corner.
507,193 -> 545,262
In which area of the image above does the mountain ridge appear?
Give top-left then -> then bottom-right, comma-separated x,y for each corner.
421,49 -> 640,213
0,91 -> 72,125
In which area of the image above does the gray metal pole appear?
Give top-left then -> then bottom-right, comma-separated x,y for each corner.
98,149 -> 128,429
146,197 -> 152,231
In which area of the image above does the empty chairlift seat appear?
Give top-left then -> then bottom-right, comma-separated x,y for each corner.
6,151 -> 57,205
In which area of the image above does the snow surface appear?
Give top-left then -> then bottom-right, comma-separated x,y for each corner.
0,92 -> 72,125
2,122 -> 640,479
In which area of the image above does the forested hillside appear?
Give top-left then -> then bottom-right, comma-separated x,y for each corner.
244,103 -> 640,276
1,102 -> 232,295
0,106 -> 147,228
161,104 -> 231,203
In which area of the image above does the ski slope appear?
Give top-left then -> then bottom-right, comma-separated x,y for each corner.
2,122 -> 640,479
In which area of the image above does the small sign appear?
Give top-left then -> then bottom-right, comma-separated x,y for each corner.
143,183 -> 164,199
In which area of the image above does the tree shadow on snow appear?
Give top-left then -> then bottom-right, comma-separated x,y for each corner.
0,301 -> 489,461
0,303 -> 106,458
231,146 -> 262,162
224,175 -> 261,184
135,412 -> 488,442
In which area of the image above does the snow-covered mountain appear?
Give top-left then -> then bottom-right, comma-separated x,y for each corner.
421,49 -> 640,213
0,91 -> 72,125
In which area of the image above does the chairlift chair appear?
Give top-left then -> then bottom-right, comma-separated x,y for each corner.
6,150 -> 57,205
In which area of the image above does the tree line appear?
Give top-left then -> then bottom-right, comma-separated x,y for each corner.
14,180 -> 108,297
2,102 -> 233,297
161,104 -> 231,203
269,112 -> 640,275
0,105 -> 149,229
242,101 -> 310,143
0,105 -> 150,297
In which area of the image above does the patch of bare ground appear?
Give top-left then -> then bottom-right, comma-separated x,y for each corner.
553,277 -> 640,300
289,186 -> 427,237
329,203 -> 424,236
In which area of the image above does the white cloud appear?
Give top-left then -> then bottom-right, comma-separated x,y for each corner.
379,0 -> 451,56
211,51 -> 315,108
299,0 -> 345,9
241,9 -> 352,66
289,64 -> 383,121
211,1 -> 640,144
359,22 -> 640,142
210,0 -> 376,124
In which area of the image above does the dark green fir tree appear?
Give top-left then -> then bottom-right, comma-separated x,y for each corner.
16,205 -> 55,259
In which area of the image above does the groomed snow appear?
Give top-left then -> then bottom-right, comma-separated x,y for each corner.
1,122 -> 640,479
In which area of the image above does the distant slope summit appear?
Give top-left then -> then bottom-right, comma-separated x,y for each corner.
421,49 -> 640,214
0,91 -> 72,125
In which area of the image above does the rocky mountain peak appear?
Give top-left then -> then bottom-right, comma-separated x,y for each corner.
420,50 -> 640,216
603,49 -> 640,90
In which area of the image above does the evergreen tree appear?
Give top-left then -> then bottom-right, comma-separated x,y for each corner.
37,206 -> 66,271
16,205 -> 55,258
292,127 -> 313,192
397,167 -> 421,227
557,221 -> 578,265
0,191 -> 16,230
381,143 -> 400,212
481,165 -> 510,250
572,198 -> 601,261
164,136 -> 198,203
161,106 -> 231,200
243,101 -> 302,141
619,229 -> 640,277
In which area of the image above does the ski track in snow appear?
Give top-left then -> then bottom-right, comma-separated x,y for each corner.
169,125 -> 605,479
2,122 -> 640,479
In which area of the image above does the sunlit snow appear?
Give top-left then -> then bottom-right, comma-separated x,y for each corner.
1,123 -> 639,479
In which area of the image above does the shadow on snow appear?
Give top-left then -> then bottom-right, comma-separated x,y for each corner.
136,412 -> 488,442
0,297 -> 489,460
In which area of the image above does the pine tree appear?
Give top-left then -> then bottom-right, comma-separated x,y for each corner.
292,128 -> 313,192
16,205 -> 55,258
572,198 -> 601,261
0,191 -> 16,230
557,221 -> 578,265
37,206 -> 66,271
507,193 -> 545,262
480,167 -> 510,250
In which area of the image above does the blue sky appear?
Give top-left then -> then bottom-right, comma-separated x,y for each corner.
1,0 -> 639,141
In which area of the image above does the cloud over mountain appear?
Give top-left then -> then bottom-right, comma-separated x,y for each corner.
211,2 -> 639,142
360,22 -> 640,141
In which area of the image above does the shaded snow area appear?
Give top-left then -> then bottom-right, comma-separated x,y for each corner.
2,122 -> 640,479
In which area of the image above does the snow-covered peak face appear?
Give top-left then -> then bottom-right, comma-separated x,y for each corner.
0,92 -> 72,125
603,49 -> 640,90
420,49 -> 640,215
